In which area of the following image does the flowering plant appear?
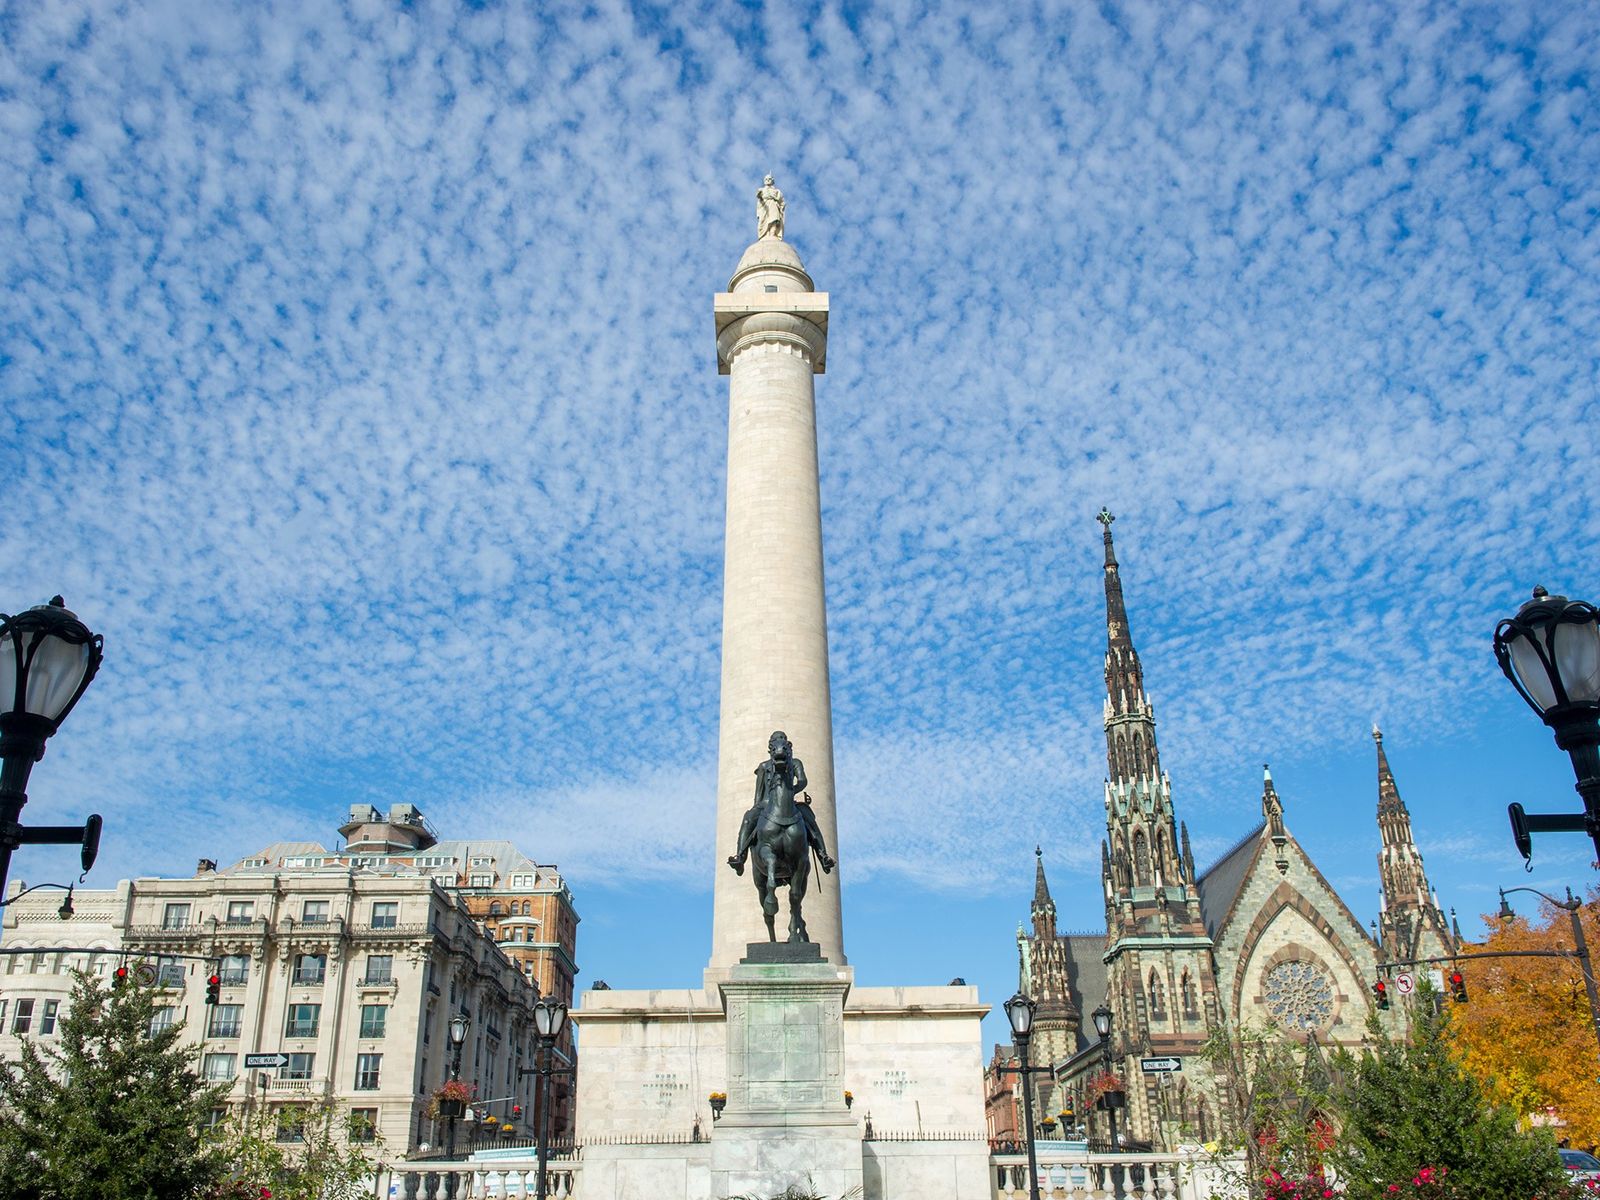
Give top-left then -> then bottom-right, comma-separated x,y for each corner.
1380,1165 -> 1448,1198
1085,1070 -> 1125,1101
424,1079 -> 476,1119
1262,1166 -> 1334,1199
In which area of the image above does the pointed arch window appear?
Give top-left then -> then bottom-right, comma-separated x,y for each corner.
1132,731 -> 1144,775
1180,969 -> 1198,1017
1147,968 -> 1166,1019
1133,830 -> 1151,885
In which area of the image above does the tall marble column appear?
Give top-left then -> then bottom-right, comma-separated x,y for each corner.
709,190 -> 844,971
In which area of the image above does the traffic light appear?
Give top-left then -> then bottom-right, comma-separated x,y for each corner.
205,974 -> 221,1005
1374,979 -> 1390,1010
1449,971 -> 1468,1003
512,1105 -> 523,1120
114,965 -> 129,986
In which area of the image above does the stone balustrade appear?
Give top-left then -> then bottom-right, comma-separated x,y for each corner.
373,1158 -> 577,1199
991,1149 -> 1217,1200
373,1146 -> 1226,1199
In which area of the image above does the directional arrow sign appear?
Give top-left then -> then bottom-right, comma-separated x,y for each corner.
1141,1056 -> 1182,1073
244,1053 -> 289,1070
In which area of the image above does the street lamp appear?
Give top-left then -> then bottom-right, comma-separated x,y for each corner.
1003,991 -> 1044,1200
1494,587 -> 1600,865
1091,1003 -> 1124,1199
0,597 -> 104,896
1498,886 -> 1600,1064
531,996 -> 570,1200
445,1012 -> 470,1194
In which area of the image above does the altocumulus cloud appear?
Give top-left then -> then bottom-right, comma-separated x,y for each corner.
1,0 -> 1597,898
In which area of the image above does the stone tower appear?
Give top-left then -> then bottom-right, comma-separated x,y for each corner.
1095,510 -> 1221,1139
709,185 -> 844,971
1373,726 -> 1454,966
1018,848 -> 1079,1069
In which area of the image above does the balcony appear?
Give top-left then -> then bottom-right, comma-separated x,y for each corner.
291,972 -> 325,987
208,1022 -> 242,1039
218,971 -> 248,987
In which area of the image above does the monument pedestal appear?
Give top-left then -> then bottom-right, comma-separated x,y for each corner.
711,945 -> 863,1199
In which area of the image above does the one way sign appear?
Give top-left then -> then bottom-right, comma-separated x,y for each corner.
244,1053 -> 289,1070
1141,1056 -> 1182,1073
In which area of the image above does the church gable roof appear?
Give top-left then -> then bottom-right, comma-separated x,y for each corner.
1195,820 -> 1266,937
1062,933 -> 1109,1051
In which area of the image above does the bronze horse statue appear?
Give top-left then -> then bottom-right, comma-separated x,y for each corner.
728,731 -> 833,944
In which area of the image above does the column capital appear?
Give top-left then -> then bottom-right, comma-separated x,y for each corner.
714,295 -> 829,374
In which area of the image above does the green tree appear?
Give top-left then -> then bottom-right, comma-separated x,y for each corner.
0,969 -> 228,1200
1328,987 -> 1571,1199
1194,1019 -> 1335,1200
206,1102 -> 383,1200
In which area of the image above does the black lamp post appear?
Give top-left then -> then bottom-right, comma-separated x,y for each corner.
1003,991 -> 1044,1200
1498,886 -> 1600,1063
1494,587 -> 1600,865
445,1013 -> 469,1196
0,597 -> 104,897
1091,1003 -> 1124,1199
532,996 -> 570,1200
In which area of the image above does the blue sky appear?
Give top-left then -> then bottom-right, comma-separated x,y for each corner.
4,0 -> 1599,1052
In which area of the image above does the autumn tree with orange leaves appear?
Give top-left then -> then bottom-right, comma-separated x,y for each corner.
1449,885 -> 1600,1147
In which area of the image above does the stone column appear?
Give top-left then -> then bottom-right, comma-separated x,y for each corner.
710,232 -> 843,971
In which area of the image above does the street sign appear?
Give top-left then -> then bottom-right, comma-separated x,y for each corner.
244,1053 -> 289,1070
1141,1056 -> 1182,1073
1395,972 -> 1416,996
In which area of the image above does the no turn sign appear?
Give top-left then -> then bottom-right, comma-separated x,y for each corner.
1395,972 -> 1417,996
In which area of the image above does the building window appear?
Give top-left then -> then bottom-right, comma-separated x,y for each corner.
39,1000 -> 59,1035
424,1000 -> 435,1044
1263,960 -> 1335,1032
208,1004 -> 243,1038
1181,970 -> 1198,1016
292,954 -> 326,985
470,874 -> 492,888
202,1053 -> 237,1081
162,902 -> 190,929
364,955 -> 393,986
219,954 -> 249,986
354,1053 -> 382,1091
371,902 -> 398,929
489,901 -> 503,916
350,1108 -> 378,1142
301,900 -> 330,922
285,1004 -> 321,1039
1147,969 -> 1166,1018
149,1006 -> 176,1037
471,857 -> 493,867
0,1000 -> 8,1028
11,999 -> 33,1035
276,1107 -> 307,1143
360,1004 -> 388,1039
226,900 -> 255,924
512,874 -> 534,889
281,1052 -> 315,1081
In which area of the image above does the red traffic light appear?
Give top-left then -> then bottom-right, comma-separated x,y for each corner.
1373,979 -> 1390,1010
1449,971 -> 1468,1003
205,973 -> 222,1005
114,965 -> 129,982
512,1105 -> 523,1118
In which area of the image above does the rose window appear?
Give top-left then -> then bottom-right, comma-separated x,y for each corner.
1262,960 -> 1334,1031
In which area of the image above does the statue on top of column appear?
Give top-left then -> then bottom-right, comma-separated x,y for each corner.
756,174 -> 785,240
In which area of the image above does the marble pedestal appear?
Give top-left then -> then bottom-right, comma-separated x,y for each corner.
711,945 -> 863,1199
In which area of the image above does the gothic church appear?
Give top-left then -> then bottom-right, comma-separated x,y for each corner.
1016,512 -> 1460,1148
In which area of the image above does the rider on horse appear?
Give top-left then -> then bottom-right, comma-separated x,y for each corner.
727,730 -> 835,875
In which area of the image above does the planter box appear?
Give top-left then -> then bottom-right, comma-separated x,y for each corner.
1095,1091 -> 1127,1111
436,1098 -> 465,1119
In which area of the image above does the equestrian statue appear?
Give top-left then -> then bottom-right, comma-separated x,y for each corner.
727,730 -> 835,944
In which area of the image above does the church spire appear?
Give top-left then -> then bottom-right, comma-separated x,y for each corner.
1098,508 -> 1147,721
1031,845 -> 1057,940
1096,510 -> 1184,898
1372,725 -> 1453,962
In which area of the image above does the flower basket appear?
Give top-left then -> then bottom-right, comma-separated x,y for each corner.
436,1098 -> 465,1119
1094,1090 -> 1127,1111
